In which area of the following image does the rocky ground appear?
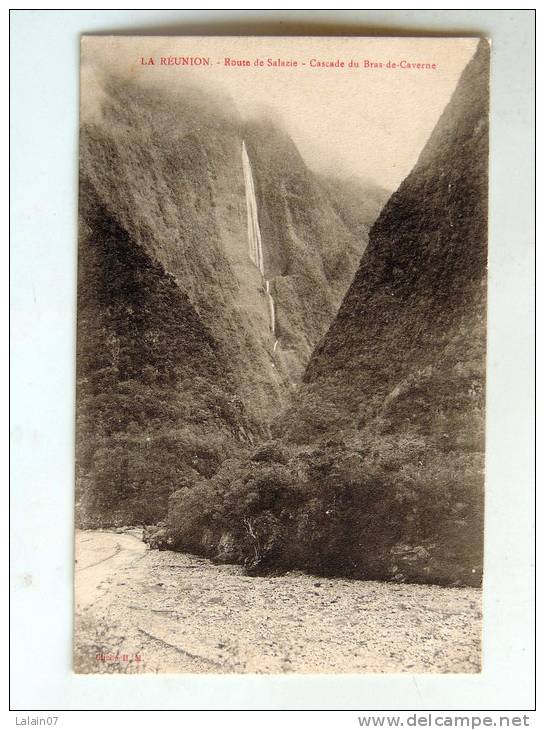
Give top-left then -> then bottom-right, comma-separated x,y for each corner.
74,530 -> 482,674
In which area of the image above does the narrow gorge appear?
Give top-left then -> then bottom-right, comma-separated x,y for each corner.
159,41 -> 489,587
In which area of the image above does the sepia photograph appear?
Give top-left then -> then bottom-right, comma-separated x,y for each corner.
73,35 -> 490,675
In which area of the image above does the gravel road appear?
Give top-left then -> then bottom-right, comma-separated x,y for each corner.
74,530 -> 482,674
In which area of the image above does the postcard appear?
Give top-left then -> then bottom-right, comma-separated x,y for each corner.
75,35 -> 488,674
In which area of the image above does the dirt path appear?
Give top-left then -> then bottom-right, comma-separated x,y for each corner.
74,530 -> 482,674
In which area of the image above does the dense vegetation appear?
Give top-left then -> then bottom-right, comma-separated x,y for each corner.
149,433 -> 482,586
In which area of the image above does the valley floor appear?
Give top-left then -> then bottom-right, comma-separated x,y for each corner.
74,530 -> 482,674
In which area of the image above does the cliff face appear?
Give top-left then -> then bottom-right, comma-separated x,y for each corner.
77,75 -> 383,525
274,41 -> 489,585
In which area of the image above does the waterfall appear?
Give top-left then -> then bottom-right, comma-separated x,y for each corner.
242,140 -> 264,275
242,141 -> 277,341
265,280 -> 276,337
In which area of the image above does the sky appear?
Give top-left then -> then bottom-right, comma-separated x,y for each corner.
81,36 -> 478,191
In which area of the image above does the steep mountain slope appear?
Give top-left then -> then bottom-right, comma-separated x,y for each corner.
287,40 -> 489,444
76,166 -> 263,524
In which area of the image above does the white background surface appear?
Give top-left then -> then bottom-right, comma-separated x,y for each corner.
9,7 -> 535,715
